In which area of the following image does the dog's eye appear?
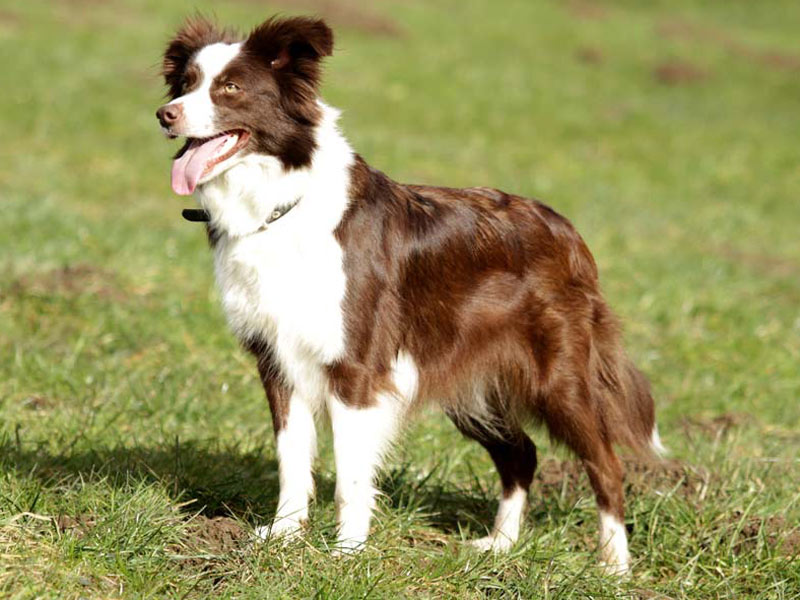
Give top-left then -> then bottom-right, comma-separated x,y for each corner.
224,82 -> 240,94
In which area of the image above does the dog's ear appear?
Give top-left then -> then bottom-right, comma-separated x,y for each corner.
162,17 -> 237,98
244,16 -> 334,88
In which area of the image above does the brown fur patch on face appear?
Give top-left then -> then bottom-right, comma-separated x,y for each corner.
242,16 -> 333,121
162,16 -> 335,169
162,17 -> 238,99
198,16 -> 335,169
207,51 -> 317,170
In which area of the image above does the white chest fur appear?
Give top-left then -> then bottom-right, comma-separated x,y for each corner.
196,105 -> 354,400
212,214 -> 346,383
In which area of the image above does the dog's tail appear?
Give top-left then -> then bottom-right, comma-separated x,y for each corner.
592,304 -> 664,456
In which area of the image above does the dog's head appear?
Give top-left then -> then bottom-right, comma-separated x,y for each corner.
156,16 -> 333,195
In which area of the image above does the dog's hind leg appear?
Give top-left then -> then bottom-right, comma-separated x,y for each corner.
540,385 -> 630,574
448,411 -> 537,553
581,438 -> 629,575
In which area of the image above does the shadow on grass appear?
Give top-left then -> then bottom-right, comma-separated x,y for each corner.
0,438 -> 504,536
0,438 -> 281,519
379,463 -> 499,536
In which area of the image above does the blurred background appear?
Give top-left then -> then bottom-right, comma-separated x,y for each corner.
1,1 -> 799,598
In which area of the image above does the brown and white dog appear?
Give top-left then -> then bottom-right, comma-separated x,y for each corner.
156,16 -> 662,574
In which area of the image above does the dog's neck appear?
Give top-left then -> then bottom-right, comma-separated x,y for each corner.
195,102 -> 354,238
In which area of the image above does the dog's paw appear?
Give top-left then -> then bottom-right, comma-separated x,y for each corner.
469,534 -> 515,553
599,558 -> 630,577
331,536 -> 367,556
253,517 -> 304,544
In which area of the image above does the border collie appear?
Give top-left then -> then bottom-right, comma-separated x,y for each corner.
156,16 -> 660,574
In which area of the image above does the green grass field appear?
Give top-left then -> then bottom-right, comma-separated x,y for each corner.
2,0 -> 799,597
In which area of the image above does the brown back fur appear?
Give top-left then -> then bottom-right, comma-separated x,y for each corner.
331,157 -> 655,455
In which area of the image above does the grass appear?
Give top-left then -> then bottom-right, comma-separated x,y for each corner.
1,0 -> 799,597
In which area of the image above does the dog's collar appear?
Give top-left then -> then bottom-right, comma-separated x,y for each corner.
181,197 -> 301,235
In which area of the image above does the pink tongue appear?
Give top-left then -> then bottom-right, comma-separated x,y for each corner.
171,135 -> 233,195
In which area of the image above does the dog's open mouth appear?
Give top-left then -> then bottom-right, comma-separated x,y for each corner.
171,130 -> 251,196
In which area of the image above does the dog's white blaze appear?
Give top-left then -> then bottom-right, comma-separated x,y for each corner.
168,42 -> 242,138
598,510 -> 630,575
472,486 -> 527,552
266,392 -> 318,539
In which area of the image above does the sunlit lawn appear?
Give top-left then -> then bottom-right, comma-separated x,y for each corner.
1,0 -> 799,597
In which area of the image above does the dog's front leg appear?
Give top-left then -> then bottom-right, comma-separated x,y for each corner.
253,354 -> 318,542
328,393 -> 401,553
267,391 -> 318,539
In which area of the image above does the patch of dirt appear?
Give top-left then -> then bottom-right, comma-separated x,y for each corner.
536,456 -> 712,501
625,458 -> 712,500
679,412 -> 752,442
3,264 -> 125,301
22,395 -> 53,411
243,0 -> 402,37
181,516 -> 247,555
167,515 -> 247,579
576,46 -> 605,65
760,51 -> 800,71
536,457 -> 583,490
657,18 -> 714,42
717,245 -> 799,280
53,0 -> 141,28
0,10 -> 21,29
654,59 -> 708,85
732,512 -> 800,557
55,514 -> 96,539
55,0 -> 111,5
657,18 -> 800,73
564,0 -> 608,21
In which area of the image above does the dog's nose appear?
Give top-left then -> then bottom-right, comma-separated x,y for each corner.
156,103 -> 183,128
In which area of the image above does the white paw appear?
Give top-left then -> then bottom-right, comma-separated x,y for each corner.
332,535 -> 366,556
598,541 -> 631,576
599,558 -> 630,577
598,511 -> 630,576
469,533 -> 515,553
254,517 -> 304,543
